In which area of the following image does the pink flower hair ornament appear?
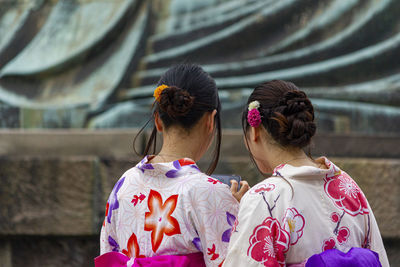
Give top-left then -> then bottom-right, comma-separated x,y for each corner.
247,100 -> 262,127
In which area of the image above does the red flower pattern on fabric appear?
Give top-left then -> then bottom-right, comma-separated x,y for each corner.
322,238 -> 336,251
178,158 -> 195,166
122,232 -> 145,258
131,193 -> 146,207
330,212 -> 340,223
207,244 -> 220,261
250,183 -> 276,195
144,190 -> 181,252
207,177 -> 222,185
282,207 -> 305,245
337,226 -> 350,244
247,217 -> 290,267
324,170 -> 369,216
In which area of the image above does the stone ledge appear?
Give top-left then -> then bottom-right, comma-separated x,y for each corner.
0,130 -> 399,158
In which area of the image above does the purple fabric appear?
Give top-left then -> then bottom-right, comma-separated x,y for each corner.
165,169 -> 179,178
173,160 -> 181,169
133,252 -> 206,267
95,252 -> 206,267
107,177 -> 125,223
108,236 -> 120,252
94,252 -> 130,267
165,160 -> 182,178
305,247 -> 382,267
192,237 -> 202,251
222,211 -> 236,243
136,157 -> 154,173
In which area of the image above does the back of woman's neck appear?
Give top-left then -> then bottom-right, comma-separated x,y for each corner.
148,141 -> 199,163
270,148 -> 317,169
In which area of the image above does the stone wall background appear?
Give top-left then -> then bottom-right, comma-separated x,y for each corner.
0,130 -> 399,266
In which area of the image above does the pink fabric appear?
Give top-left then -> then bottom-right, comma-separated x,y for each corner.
95,252 -> 206,267
94,252 -> 130,267
134,252 -> 205,267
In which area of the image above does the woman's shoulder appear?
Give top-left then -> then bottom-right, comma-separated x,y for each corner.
118,165 -> 143,181
182,172 -> 238,202
106,165 -> 146,195
238,176 -> 293,210
187,171 -> 232,190
247,176 -> 293,196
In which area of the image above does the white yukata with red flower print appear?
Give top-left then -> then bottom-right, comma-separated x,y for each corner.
223,157 -> 389,267
100,156 -> 239,266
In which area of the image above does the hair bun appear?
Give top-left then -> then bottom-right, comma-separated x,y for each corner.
280,91 -> 311,114
273,90 -> 316,148
158,86 -> 194,118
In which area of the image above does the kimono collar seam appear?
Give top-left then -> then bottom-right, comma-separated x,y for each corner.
272,157 -> 340,180
136,155 -> 200,177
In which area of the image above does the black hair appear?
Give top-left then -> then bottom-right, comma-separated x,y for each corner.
242,80 -> 316,194
134,64 -> 222,175
242,80 -> 316,149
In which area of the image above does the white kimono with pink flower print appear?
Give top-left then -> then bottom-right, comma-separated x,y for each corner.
223,157 -> 389,267
100,156 -> 239,267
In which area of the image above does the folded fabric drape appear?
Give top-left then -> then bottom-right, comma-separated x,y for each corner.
305,247 -> 382,267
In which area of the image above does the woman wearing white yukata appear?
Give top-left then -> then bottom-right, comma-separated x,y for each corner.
97,64 -> 249,267
223,80 -> 389,267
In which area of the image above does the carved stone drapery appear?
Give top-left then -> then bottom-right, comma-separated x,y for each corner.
0,0 -> 399,133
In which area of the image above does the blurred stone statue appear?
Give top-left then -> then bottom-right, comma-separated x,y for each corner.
0,0 -> 399,133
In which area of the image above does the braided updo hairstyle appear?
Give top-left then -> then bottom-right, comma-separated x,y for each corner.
134,64 -> 222,174
242,80 -> 316,149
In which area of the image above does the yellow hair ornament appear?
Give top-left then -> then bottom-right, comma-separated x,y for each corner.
153,84 -> 169,102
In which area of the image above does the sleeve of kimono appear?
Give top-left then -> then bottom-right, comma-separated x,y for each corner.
187,178 -> 239,267
100,200 -> 119,255
100,175 -> 126,255
223,183 -> 290,267
366,203 -> 390,267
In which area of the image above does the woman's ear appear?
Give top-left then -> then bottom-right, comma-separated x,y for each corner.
154,112 -> 163,132
206,110 -> 217,134
250,126 -> 260,143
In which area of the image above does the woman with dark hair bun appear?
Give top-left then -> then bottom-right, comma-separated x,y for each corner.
224,80 -> 389,267
96,64 -> 249,267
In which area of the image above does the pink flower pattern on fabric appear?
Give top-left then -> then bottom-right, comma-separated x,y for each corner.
322,238 -> 336,251
337,227 -> 350,245
330,212 -> 340,223
247,217 -> 290,267
282,207 -> 305,245
324,170 -> 369,216
250,183 -> 275,195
